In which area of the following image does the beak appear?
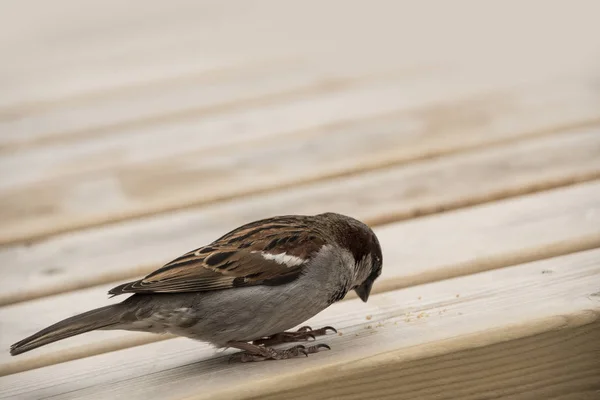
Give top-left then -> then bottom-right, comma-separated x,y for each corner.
354,280 -> 373,302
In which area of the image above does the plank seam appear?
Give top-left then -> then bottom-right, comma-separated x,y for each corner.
200,315 -> 600,400
0,57 -> 300,116
0,67 -> 431,154
3,121 -> 599,248
1,234 -> 598,376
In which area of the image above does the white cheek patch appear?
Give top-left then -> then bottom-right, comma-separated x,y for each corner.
254,251 -> 306,268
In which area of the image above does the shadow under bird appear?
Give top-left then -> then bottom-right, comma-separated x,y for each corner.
10,212 -> 383,361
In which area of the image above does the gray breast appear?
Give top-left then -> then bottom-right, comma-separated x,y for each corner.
135,245 -> 354,347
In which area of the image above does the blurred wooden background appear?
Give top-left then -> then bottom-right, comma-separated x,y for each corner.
1,1 -> 600,399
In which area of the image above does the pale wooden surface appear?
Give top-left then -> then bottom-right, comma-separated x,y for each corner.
1,0 -> 600,398
1,249 -> 598,399
2,1 -> 598,110
2,128 -> 599,306
2,181 -> 600,374
2,76 -> 599,245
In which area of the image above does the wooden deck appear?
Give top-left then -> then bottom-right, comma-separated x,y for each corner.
1,1 -> 600,399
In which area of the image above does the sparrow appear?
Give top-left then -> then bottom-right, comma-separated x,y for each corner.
10,212 -> 383,362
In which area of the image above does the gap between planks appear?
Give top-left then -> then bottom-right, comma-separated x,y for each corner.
1,180 -> 600,375
3,1 -> 598,113
1,126 -> 599,305
0,57 -> 301,118
1,76 -> 599,246
0,62 -> 433,153
4,67 -> 583,191
234,316 -> 600,400
1,248 -> 598,399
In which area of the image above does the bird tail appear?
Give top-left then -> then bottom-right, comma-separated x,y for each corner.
10,304 -> 122,356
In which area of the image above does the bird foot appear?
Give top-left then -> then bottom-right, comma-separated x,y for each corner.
231,343 -> 331,362
252,325 -> 337,346
227,339 -> 331,363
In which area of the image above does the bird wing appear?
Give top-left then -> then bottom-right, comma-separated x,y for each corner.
108,216 -> 327,296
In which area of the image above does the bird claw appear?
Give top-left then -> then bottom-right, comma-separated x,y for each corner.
297,325 -> 313,332
310,326 -> 337,335
308,343 -> 331,353
296,345 -> 309,357
237,343 -> 330,362
251,325 -> 337,346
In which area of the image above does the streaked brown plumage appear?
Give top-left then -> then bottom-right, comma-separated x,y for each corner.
109,215 -> 328,295
11,212 -> 383,362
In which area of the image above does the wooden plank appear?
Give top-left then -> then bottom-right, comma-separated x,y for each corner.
0,0 -> 350,109
2,180 -> 599,375
0,67 -> 485,189
2,66 -> 578,191
1,77 -> 599,245
3,0 -> 410,109
1,248 -> 598,399
0,58 -> 427,152
2,0 -> 598,109
1,128 -> 599,305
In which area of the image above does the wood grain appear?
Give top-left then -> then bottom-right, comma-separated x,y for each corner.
0,67 -> 441,187
245,319 -> 600,400
2,180 -> 599,374
0,129 -> 600,304
0,59 -> 426,152
2,1 -> 598,110
1,128 -> 599,305
0,62 -> 435,157
4,67 -> 587,192
2,77 -> 599,245
1,248 -> 598,399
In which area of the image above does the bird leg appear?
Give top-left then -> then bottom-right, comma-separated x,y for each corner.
227,340 -> 331,362
251,325 -> 337,347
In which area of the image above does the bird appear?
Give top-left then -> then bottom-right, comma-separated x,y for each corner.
10,212 -> 383,362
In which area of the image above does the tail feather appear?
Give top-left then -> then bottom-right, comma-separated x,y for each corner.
10,304 -> 121,356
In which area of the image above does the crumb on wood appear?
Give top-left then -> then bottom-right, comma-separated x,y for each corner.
365,315 -> 372,320
366,325 -> 372,329
338,332 -> 343,336
418,296 -> 422,300
456,294 -> 460,298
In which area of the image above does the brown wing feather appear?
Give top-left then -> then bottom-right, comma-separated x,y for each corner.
108,215 -> 327,296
